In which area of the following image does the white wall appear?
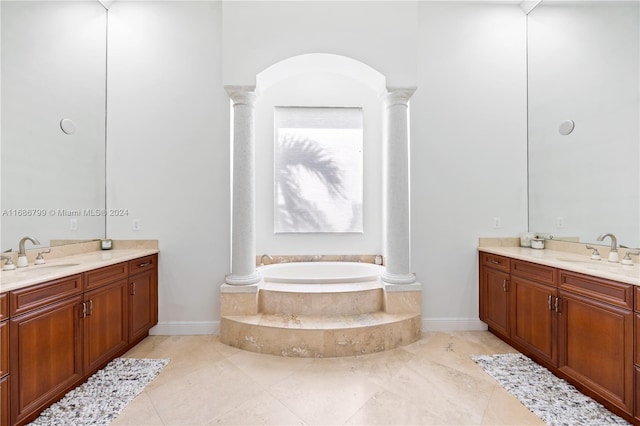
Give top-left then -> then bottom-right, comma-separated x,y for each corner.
107,1 -> 228,334
412,2 -> 527,329
105,1 -> 528,334
221,0 -> 419,87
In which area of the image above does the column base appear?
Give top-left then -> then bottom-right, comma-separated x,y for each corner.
225,271 -> 261,285
381,271 -> 417,285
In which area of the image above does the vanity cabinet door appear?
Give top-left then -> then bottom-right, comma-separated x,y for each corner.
510,276 -> 558,367
129,267 -> 157,344
0,318 -> 8,425
83,279 -> 129,375
558,290 -> 633,415
1,375 -> 9,426
480,265 -> 510,339
10,295 -> 83,426
0,320 -> 8,380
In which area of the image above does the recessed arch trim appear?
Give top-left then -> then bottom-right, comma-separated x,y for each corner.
256,53 -> 387,95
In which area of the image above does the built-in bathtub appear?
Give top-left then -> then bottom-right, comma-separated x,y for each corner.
221,260 -> 421,357
259,261 -> 384,284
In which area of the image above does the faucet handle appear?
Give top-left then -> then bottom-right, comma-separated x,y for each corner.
621,251 -> 640,266
586,245 -> 601,260
35,249 -> 51,265
1,255 -> 16,271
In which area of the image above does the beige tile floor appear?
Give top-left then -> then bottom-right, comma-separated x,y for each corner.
112,331 -> 546,425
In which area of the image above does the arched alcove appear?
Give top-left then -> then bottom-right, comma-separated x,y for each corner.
255,54 -> 385,257
220,53 -> 421,357
224,53 -> 418,288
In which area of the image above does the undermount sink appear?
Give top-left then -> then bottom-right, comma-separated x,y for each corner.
13,263 -> 81,275
555,258 -> 599,264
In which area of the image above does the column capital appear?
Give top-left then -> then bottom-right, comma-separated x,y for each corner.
225,85 -> 257,106
383,87 -> 417,108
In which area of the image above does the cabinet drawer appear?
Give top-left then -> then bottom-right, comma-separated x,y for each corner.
0,320 -> 7,378
480,252 -> 510,273
559,271 -> 633,310
511,260 -> 557,286
10,274 -> 83,316
84,262 -> 128,290
0,293 -> 7,321
129,255 -> 157,276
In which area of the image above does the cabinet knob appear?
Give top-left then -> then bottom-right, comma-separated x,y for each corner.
554,297 -> 560,313
138,262 -> 151,268
131,282 -> 136,295
548,295 -> 552,311
502,279 -> 508,292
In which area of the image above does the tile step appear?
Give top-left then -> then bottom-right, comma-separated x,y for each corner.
258,287 -> 383,316
220,312 -> 422,357
223,311 -> 416,330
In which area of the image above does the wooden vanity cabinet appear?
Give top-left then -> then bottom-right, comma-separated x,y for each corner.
479,253 -> 511,339
633,287 -> 640,421
1,293 -> 9,426
479,250 -> 636,421
6,254 -> 158,426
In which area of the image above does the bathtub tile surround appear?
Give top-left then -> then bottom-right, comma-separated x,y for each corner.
220,261 -> 422,357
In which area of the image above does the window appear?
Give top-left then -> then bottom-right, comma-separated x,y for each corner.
274,106 -> 363,233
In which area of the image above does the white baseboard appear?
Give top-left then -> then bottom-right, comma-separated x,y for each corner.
150,321 -> 219,335
422,318 -> 488,332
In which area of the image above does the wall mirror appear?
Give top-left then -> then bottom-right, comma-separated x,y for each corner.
527,0 -> 640,248
1,1 -> 107,251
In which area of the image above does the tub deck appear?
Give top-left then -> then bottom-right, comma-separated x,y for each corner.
220,274 -> 422,357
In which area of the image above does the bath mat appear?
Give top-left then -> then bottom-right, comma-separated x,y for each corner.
471,353 -> 629,426
28,357 -> 169,426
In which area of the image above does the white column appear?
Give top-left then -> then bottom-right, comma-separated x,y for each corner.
225,86 -> 260,285
381,87 -> 417,285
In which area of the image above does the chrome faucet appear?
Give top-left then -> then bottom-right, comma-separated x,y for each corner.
260,254 -> 273,266
596,233 -> 619,262
17,236 -> 40,268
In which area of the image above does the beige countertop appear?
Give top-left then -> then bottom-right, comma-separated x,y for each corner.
0,248 -> 159,292
479,245 -> 640,286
